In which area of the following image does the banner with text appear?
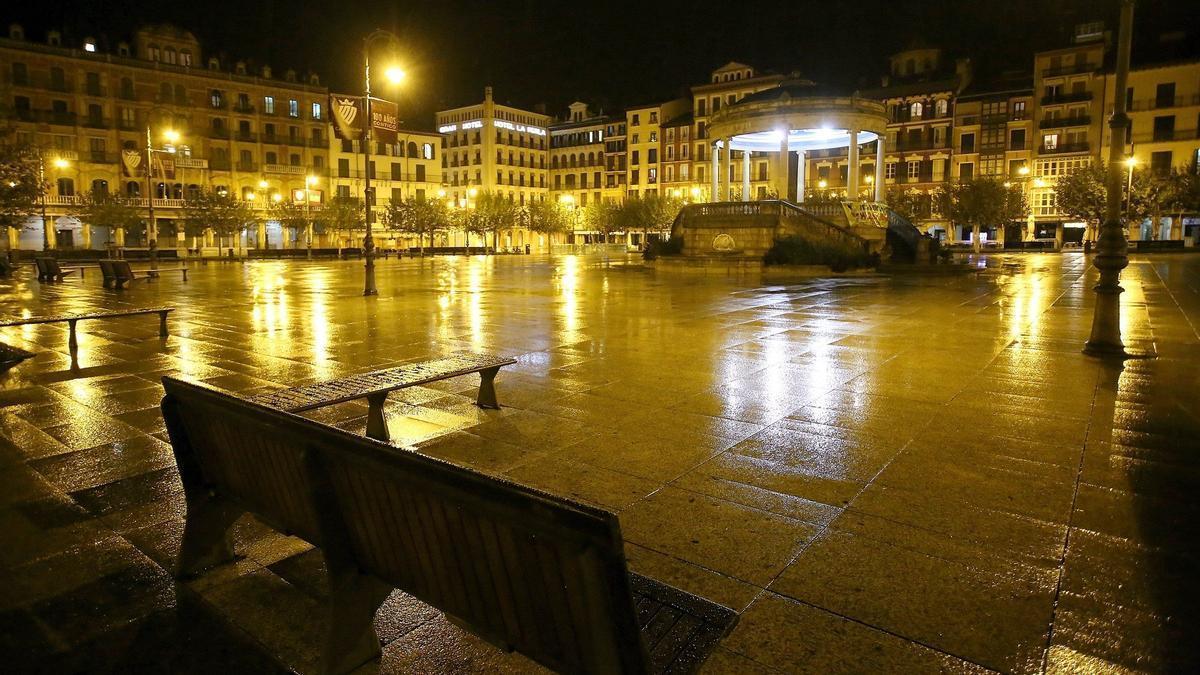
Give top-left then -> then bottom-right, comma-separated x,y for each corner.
330,94 -> 364,141
368,97 -> 399,145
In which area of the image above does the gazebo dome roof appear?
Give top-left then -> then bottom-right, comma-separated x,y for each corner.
734,77 -> 860,106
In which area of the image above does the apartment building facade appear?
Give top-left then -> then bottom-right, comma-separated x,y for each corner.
1,23 -> 335,250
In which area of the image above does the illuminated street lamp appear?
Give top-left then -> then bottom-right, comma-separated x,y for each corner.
360,29 -> 406,297
38,154 -> 72,251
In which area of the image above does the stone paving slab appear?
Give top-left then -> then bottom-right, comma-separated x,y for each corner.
1,252 -> 1198,673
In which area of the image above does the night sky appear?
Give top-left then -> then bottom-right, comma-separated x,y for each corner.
8,0 -> 1196,127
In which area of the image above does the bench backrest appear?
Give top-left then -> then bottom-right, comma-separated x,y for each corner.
34,257 -> 50,274
161,377 -> 647,674
113,261 -> 135,279
98,259 -> 115,279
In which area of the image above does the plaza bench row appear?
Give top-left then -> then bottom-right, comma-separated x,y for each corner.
98,260 -> 189,288
247,352 -> 515,443
0,307 -> 173,352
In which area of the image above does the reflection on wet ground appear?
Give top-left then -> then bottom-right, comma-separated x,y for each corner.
1,252 -> 1198,673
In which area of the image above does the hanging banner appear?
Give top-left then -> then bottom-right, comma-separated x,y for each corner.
330,94 -> 364,141
121,150 -> 142,178
369,97 -> 399,145
155,154 -> 176,181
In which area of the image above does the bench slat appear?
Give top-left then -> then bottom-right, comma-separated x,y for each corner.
248,352 -> 515,412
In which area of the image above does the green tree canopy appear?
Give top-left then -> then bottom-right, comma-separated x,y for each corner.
0,137 -> 47,233
382,197 -> 451,253
935,177 -> 1027,250
464,191 -> 519,249
267,198 -> 308,234
1054,162 -> 1163,227
180,188 -> 259,239
71,191 -> 143,233
314,195 -> 364,238
523,199 -> 570,238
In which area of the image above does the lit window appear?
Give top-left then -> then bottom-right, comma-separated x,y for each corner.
288,99 -> 298,117
1043,134 -> 1059,150
263,96 -> 274,114
910,102 -> 923,119
83,40 -> 96,53
423,143 -> 434,160
311,102 -> 322,119
885,163 -> 897,180
907,161 -> 920,179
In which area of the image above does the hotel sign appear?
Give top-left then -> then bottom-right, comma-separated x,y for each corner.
436,119 -> 544,136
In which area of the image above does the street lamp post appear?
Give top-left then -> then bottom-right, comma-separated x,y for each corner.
305,175 -> 316,260
38,154 -> 70,253
360,29 -> 405,296
143,128 -> 179,268
1123,156 -> 1137,226
1084,0 -> 1135,357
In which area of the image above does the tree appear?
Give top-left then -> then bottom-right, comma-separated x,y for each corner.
634,194 -> 684,238
1054,162 -> 1164,241
935,177 -> 1027,252
71,192 -> 143,246
180,188 -> 259,251
382,197 -> 450,255
1162,169 -> 1200,236
523,199 -> 570,248
0,136 -> 46,255
268,198 -> 308,248
585,200 -> 622,244
314,195 -> 364,249
884,188 -> 933,224
467,191 -> 519,251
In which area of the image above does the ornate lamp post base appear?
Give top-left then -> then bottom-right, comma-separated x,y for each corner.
363,236 -> 377,296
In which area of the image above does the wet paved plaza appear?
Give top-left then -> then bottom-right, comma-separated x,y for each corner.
2,252 -> 1198,674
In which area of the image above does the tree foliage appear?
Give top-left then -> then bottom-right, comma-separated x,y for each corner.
460,191 -> 519,249
1054,162 -> 1162,227
71,191 -> 143,233
0,136 -> 47,233
612,194 -> 683,235
523,199 -> 571,237
885,188 -> 933,222
267,199 -> 308,234
382,197 -> 451,253
935,177 -> 1027,249
314,195 -> 364,238
180,188 -> 259,239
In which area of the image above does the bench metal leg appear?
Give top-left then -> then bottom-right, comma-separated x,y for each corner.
365,392 -> 391,443
67,319 -> 78,352
159,311 -> 169,338
476,366 -> 501,409
176,497 -> 243,578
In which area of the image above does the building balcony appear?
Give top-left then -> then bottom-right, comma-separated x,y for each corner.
235,132 -> 257,142
1039,116 -> 1091,129
83,85 -> 107,97
236,162 -> 257,171
210,128 -> 230,140
1040,91 -> 1093,105
174,157 -> 209,169
210,159 -> 232,171
1128,94 -> 1200,112
234,104 -> 256,114
81,117 -> 111,129
1041,63 -> 1095,78
1040,142 -> 1090,154
86,152 -> 117,163
12,110 -> 78,126
264,163 -> 306,175
1132,129 -> 1199,143
892,140 -> 951,152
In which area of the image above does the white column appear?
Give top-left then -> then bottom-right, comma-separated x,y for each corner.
796,150 -> 806,203
741,149 -> 751,201
778,130 -> 789,199
874,138 -> 886,202
710,141 -> 719,202
722,137 -> 733,201
847,130 -> 859,198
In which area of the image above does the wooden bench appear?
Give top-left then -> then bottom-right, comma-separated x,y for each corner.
0,306 -> 173,351
247,352 -> 516,443
0,256 -> 14,277
162,377 -> 738,674
35,256 -> 90,282
100,260 -> 189,289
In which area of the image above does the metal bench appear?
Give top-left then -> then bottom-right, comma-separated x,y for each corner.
34,256 -> 90,282
247,352 -> 516,443
0,306 -> 173,351
100,260 -> 189,289
162,377 -> 738,675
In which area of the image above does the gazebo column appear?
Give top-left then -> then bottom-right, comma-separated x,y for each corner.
723,137 -> 733,200
710,141 -> 719,202
796,150 -> 806,203
847,129 -> 860,199
777,130 -> 789,199
874,139 -> 886,202
741,149 -> 751,202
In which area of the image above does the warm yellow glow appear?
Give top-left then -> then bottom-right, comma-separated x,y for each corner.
467,187 -> 478,198
1124,156 -> 1138,168
1004,181 -> 1012,188
271,193 -> 283,202
1033,178 -> 1046,188
864,175 -> 874,184
384,66 -> 406,84
293,189 -> 306,201
559,194 -> 574,205
246,193 -> 256,201
1018,165 -> 1030,176
305,175 -> 318,186
690,187 -> 701,197
436,189 -> 447,199
818,179 -> 828,189
52,158 -> 70,169
258,179 -> 269,189
163,129 -> 180,143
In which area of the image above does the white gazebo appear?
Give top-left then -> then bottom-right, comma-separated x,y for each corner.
706,79 -> 890,205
